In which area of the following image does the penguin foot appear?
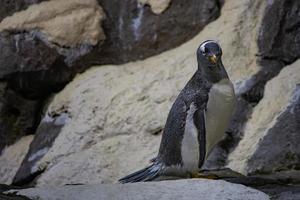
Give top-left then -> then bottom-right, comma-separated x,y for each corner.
189,172 -> 219,180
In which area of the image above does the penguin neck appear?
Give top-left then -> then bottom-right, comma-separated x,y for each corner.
185,71 -> 210,92
197,62 -> 229,84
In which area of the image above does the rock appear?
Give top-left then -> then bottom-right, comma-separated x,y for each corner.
12,0 -> 267,186
223,0 -> 300,175
0,184 -> 31,200
0,0 -> 222,67
85,0 -> 223,64
240,0 -> 300,105
0,193 -> 31,200
0,0 -> 105,151
0,135 -> 33,185
227,60 -> 300,176
0,31 -> 71,152
13,112 -> 71,186
269,191 -> 300,200
0,86 -> 40,152
255,184 -> 300,200
0,0 -> 106,67
0,0 -> 106,47
9,180 -> 270,200
0,32 -> 59,79
215,174 -> 300,200
258,0 -> 300,63
0,0 -> 223,66
0,184 -> 28,193
137,0 -> 171,14
0,32 -> 72,99
0,0 -> 46,22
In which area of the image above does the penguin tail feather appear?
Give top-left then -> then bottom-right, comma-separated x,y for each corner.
118,163 -> 162,183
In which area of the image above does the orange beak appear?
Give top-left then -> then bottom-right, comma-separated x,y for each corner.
208,54 -> 218,64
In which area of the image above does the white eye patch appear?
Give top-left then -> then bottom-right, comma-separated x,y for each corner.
200,40 -> 219,53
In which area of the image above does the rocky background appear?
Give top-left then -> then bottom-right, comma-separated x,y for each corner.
0,0 -> 300,199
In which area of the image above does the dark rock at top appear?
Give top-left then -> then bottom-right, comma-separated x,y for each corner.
0,32 -> 73,100
0,0 -> 47,22
258,0 -> 300,63
240,0 -> 300,106
240,0 -> 300,108
77,0 -> 223,66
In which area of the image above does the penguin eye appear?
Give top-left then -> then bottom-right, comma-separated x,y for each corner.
201,47 -> 207,55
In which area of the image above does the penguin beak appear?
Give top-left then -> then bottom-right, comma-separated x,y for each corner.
208,54 -> 218,64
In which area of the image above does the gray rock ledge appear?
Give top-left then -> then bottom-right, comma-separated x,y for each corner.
8,179 -> 269,200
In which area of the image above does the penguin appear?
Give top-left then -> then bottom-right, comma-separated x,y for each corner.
119,40 -> 236,183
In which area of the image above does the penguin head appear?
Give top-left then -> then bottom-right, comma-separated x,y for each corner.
197,40 -> 222,66
196,40 -> 228,82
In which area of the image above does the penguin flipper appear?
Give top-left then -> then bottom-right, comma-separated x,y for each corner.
193,109 -> 206,168
118,163 -> 162,183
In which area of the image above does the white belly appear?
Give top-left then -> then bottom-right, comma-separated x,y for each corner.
181,103 -> 199,172
180,79 -> 235,171
206,79 -> 236,157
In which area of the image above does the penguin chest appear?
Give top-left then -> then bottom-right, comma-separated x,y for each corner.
206,79 -> 235,156
181,103 -> 200,172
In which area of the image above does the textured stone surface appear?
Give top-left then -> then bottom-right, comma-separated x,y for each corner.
0,0 -> 105,151
0,32 -> 59,79
0,194 -> 31,200
0,0 -> 106,96
0,86 -> 40,152
11,0 -> 267,186
247,85 -> 300,175
0,31 -> 70,153
227,60 -> 300,175
258,0 -> 300,63
0,0 -> 222,66
138,0 -> 171,14
0,0 -> 106,47
241,0 -> 300,105
222,0 -> 300,177
0,32 -> 73,99
0,0 -> 47,22
0,0 -> 106,67
87,0 -> 222,64
0,184 -> 33,200
0,135 -> 33,185
13,113 -> 71,186
10,180 -> 270,200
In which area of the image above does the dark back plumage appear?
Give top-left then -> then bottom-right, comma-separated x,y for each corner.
158,72 -> 210,167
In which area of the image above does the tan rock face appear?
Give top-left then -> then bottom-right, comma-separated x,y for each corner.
0,0 -> 105,47
29,0 -> 267,186
138,0 -> 171,14
227,60 -> 300,175
0,135 -> 33,184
